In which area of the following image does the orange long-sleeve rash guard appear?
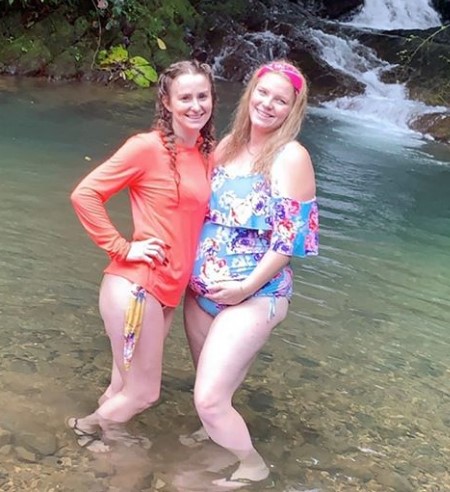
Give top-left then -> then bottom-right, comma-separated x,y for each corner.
71,131 -> 210,307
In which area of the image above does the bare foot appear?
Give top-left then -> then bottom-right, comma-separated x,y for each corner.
77,436 -> 110,453
102,424 -> 152,449
66,417 -> 98,437
179,426 -> 210,447
213,456 -> 270,488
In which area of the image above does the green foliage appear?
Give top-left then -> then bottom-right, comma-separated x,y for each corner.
97,44 -> 157,87
5,0 -> 77,8
195,0 -> 246,20
1,0 -> 198,82
399,24 -> 450,65
128,0 -> 197,58
125,55 -> 157,87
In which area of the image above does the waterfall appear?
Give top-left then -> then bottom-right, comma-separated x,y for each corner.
308,29 -> 444,131
210,0 -> 446,136
212,31 -> 289,80
347,0 -> 442,30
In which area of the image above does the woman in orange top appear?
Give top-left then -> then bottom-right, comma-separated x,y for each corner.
68,60 -> 216,448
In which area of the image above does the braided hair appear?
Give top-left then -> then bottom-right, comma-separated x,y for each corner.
152,60 -> 216,196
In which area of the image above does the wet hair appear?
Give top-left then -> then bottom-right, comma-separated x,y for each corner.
152,60 -> 217,192
220,59 -> 308,177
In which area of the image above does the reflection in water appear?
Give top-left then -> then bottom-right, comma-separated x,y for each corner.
1,77 -> 450,491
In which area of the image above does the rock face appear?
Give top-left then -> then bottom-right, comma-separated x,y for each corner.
432,0 -> 450,21
192,0 -> 366,100
0,0 -> 448,142
318,0 -> 363,19
190,0 -> 449,143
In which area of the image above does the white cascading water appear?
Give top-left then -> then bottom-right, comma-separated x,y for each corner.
347,0 -> 441,30
308,29 -> 445,132
213,31 -> 289,79
212,1 -> 445,135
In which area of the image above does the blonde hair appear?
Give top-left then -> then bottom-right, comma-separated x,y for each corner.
152,60 -> 217,191
220,59 -> 308,177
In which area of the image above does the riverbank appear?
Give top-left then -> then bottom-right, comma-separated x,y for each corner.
0,0 -> 449,143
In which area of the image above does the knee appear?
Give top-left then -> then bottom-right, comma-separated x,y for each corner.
194,388 -> 227,424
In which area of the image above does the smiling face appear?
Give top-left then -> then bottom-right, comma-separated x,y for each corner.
164,73 -> 213,144
249,71 -> 296,134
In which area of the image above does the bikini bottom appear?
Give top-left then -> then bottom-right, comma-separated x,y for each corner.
194,293 -> 278,320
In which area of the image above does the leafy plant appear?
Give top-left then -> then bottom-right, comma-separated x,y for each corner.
97,44 -> 157,87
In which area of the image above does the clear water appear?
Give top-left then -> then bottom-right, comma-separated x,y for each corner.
1,77 -> 449,491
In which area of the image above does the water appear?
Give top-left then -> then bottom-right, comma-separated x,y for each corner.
308,29 -> 446,131
1,77 -> 450,492
347,0 -> 442,30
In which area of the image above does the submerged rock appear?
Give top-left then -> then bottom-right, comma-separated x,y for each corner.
15,431 -> 58,456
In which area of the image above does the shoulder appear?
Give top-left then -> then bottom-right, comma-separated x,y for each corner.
272,141 -> 316,201
110,131 -> 165,171
133,131 -> 165,151
275,141 -> 312,173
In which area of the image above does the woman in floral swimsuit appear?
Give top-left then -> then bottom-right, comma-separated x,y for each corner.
184,60 -> 319,487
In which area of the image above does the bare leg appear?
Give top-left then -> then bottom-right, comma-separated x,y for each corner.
98,301 -> 173,407
194,296 -> 288,484
98,358 -> 122,406
71,274 -> 174,437
180,289 -> 214,446
183,288 -> 213,369
97,274 -> 125,406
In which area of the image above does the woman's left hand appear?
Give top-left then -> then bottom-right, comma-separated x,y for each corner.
205,280 -> 249,306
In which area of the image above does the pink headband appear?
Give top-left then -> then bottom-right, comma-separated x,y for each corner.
257,62 -> 303,93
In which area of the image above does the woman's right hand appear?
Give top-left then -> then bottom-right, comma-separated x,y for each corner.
126,238 -> 168,268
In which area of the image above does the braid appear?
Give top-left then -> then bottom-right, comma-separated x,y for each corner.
153,72 -> 180,197
152,60 -> 217,195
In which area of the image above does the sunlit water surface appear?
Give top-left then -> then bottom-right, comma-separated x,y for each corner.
1,78 -> 449,492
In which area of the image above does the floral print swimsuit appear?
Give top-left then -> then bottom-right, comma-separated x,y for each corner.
189,165 -> 319,317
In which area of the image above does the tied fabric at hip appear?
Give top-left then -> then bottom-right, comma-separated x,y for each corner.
123,284 -> 146,370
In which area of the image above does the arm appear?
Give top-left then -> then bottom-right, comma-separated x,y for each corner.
207,141 -> 317,304
71,134 -> 159,262
243,142 -> 316,294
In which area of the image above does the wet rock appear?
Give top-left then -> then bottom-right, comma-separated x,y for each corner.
258,351 -> 274,363
41,455 -> 64,467
0,470 -> 8,489
247,391 -> 275,414
0,445 -> 12,456
92,350 -> 111,369
341,462 -> 374,482
292,442 -> 333,466
294,355 -> 321,368
0,428 -> 12,447
155,478 -> 166,489
432,0 -> 450,21
410,112 -> 450,144
319,0 -> 363,19
10,357 -> 37,374
372,466 -> 414,492
15,430 -> 58,456
53,353 -> 84,369
355,411 -> 376,427
15,446 -> 38,463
